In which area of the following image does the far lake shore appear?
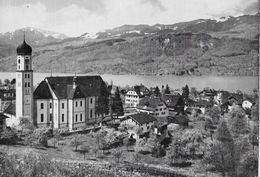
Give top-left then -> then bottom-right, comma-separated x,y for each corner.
0,72 -> 258,93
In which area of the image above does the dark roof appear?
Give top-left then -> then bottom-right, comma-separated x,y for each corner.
168,114 -> 190,125
4,103 -> 15,116
0,113 -> 9,120
16,40 -> 32,55
34,76 -> 107,99
228,93 -> 243,104
137,96 -> 164,109
0,89 -> 15,99
34,81 -> 52,99
196,100 -> 212,107
128,113 -> 157,125
199,89 -> 217,96
134,85 -> 150,97
162,94 -> 184,108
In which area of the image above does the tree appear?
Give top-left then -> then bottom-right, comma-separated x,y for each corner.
51,130 -> 61,148
123,136 -> 130,151
132,152 -> 142,164
251,102 -> 259,121
0,129 -> 18,145
145,134 -> 158,153
78,145 -> 89,160
204,117 -> 214,141
182,85 -> 189,98
38,134 -> 48,147
190,87 -> 198,97
154,86 -> 160,97
112,87 -> 124,118
10,78 -> 16,85
206,106 -> 221,124
112,150 -> 124,163
205,121 -> 236,177
164,84 -> 171,94
228,106 -> 249,137
167,139 -> 188,165
249,125 -> 258,150
4,79 -> 10,86
96,82 -> 109,124
237,151 -> 258,177
134,138 -> 146,152
19,117 -> 34,135
91,146 -> 99,157
70,133 -> 82,151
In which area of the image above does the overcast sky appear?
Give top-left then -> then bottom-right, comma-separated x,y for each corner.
0,0 -> 258,37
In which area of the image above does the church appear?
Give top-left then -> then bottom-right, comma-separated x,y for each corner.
15,38 -> 110,131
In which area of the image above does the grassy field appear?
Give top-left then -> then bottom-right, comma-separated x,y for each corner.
0,124 -> 222,177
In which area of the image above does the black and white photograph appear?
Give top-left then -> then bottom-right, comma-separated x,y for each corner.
0,0 -> 259,176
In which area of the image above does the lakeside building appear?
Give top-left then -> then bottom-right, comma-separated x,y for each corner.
12,39 -> 110,131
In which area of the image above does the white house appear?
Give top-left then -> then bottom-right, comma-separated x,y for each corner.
125,90 -> 140,108
121,112 -> 156,139
242,99 -> 254,109
136,96 -> 169,118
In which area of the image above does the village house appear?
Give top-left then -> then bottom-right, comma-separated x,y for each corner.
0,89 -> 16,112
125,90 -> 141,108
242,98 -> 255,109
193,99 -> 213,114
124,84 -> 150,108
198,88 -> 216,102
161,94 -> 185,114
220,93 -> 243,113
121,112 -> 156,139
136,96 -> 169,118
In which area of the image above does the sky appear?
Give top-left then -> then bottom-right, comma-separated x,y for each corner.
0,0 -> 258,37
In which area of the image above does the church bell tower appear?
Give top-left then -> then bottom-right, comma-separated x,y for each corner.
16,35 -> 34,122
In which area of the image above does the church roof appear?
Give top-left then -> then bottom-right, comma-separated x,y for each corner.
16,40 -> 32,55
34,76 -> 108,100
34,81 -> 53,99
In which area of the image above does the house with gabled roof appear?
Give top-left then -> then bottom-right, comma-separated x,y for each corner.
136,96 -> 169,118
125,84 -> 150,108
33,75 -> 109,130
161,94 -> 185,114
121,112 -> 157,139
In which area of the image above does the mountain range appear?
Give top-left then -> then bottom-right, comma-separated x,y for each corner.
0,14 -> 259,76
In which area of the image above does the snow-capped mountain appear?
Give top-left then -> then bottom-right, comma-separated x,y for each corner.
79,32 -> 98,39
0,27 -> 68,47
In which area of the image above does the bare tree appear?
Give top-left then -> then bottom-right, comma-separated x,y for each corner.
78,145 -> 89,160
112,150 -> 123,163
70,133 -> 82,151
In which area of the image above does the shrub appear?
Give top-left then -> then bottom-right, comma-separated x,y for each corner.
0,129 -> 18,145
24,127 -> 51,147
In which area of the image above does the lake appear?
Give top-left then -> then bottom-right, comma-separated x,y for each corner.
0,72 -> 258,93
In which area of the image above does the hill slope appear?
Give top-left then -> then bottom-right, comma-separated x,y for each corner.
0,14 -> 258,76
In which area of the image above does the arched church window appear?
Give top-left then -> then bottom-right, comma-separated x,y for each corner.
18,59 -> 20,64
